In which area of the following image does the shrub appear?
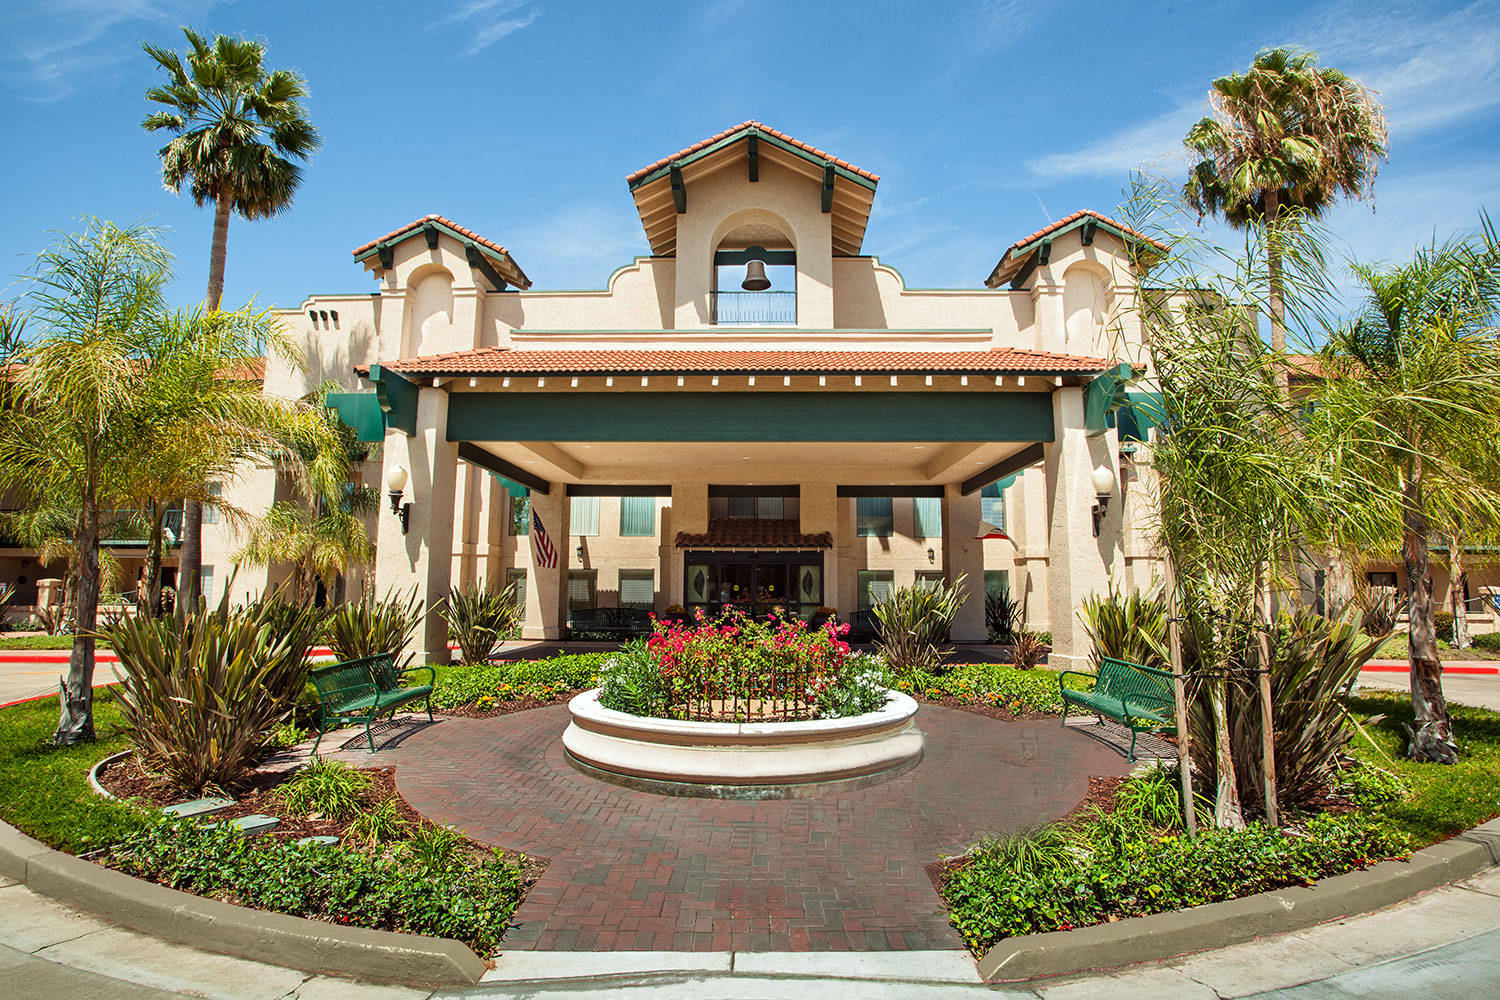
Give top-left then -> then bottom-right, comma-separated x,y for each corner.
1113,764 -> 1188,830
597,641 -> 666,716
432,654 -> 608,709
346,798 -> 409,847
1186,606 -> 1382,817
106,819 -> 524,953
872,574 -> 968,674
103,594 -> 323,793
1433,611 -> 1454,644
401,824 -> 467,870
1078,584 -> 1170,671
944,810 -> 1401,952
326,587 -> 425,670
985,590 -> 1025,643
1011,631 -> 1048,670
1473,632 -> 1500,653
896,662 -> 1065,714
441,582 -> 521,665
1358,586 -> 1401,638
813,651 -> 891,719
273,759 -> 371,821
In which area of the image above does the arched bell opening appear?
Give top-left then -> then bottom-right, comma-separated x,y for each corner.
711,220 -> 797,326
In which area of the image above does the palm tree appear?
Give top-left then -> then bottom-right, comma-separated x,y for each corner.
238,387 -> 377,604
0,221 -> 171,742
1310,218 -> 1500,762
141,27 -> 320,609
1183,48 -> 1387,390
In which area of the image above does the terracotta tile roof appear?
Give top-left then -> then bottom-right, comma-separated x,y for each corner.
1004,209 -> 1167,255
368,348 -> 1110,377
224,358 -> 266,382
626,121 -> 880,185
675,518 -> 833,549
351,214 -> 511,259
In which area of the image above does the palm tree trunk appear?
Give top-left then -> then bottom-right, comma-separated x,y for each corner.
1404,475 -> 1455,762
1449,539 -> 1469,651
55,499 -> 99,744
144,501 -> 165,616
1210,674 -> 1245,828
1264,189 -> 1289,398
179,194 -> 234,611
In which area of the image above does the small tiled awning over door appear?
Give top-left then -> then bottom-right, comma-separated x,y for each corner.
673,518 -> 833,549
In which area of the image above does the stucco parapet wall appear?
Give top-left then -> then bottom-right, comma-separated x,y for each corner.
562,688 -> 923,785
976,815 -> 1500,982
0,815 -> 486,987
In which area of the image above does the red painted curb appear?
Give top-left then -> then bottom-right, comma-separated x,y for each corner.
1362,662 -> 1499,675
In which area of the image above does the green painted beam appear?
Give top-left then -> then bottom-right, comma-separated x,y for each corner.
566,484 -> 673,497
821,163 -> 835,212
1085,362 -> 1133,437
457,442 -> 551,494
447,391 -> 1055,443
324,391 -> 386,443
670,164 -> 686,213
747,135 -> 758,181
836,485 -> 945,498
368,364 -> 419,436
962,443 -> 1045,495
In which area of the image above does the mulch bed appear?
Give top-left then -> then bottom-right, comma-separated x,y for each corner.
439,693 -> 576,719
919,695 -> 1057,722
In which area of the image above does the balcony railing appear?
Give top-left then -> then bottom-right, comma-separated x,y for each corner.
711,290 -> 797,326
0,508 -> 183,548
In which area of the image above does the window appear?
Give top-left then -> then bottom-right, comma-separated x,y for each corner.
202,482 -> 222,525
984,570 -> 1010,598
567,570 -> 597,611
856,497 -> 893,537
509,495 -> 530,536
1367,572 -> 1398,589
726,496 -> 785,519
619,497 -> 656,536
912,497 -> 942,539
570,497 -> 600,536
200,565 -> 215,603
915,571 -> 944,591
505,568 -> 527,621
619,569 -> 655,609
981,481 -> 1006,531
857,570 -> 894,611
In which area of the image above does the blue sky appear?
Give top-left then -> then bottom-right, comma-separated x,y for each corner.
2,0 -> 1498,315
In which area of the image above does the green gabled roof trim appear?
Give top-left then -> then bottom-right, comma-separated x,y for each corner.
352,219 -> 532,289
628,128 -> 879,193
987,215 -> 1165,289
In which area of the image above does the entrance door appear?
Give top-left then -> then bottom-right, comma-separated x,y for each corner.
684,550 -> 823,620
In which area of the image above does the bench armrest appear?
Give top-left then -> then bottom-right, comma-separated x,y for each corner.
1056,670 -> 1096,691
396,664 -> 436,687
1121,690 -> 1174,721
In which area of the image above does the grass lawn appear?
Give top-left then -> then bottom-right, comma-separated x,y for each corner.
1347,691 -> 1500,845
1371,634 -> 1500,662
0,635 -> 103,651
0,690 -> 147,853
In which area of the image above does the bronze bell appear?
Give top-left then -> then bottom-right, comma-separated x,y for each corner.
741,259 -> 771,291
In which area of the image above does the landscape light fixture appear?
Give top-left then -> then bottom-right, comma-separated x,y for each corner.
386,464 -> 412,534
1091,464 -> 1114,537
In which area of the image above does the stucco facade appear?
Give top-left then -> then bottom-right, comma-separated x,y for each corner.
201,122 -> 1190,665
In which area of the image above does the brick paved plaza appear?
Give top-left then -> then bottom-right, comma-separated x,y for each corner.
383,704 -> 1130,952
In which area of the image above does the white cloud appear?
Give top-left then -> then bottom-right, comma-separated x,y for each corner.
1023,103 -> 1204,182
505,202 -> 647,287
0,0 -> 220,101
431,0 -> 541,59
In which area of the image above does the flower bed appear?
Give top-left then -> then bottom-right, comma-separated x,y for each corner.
597,611 -> 885,722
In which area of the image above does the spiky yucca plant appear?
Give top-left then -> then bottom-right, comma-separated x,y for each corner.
872,574 -> 968,674
325,586 -> 426,670
104,593 -> 322,793
1078,584 -> 1171,671
440,582 -> 521,665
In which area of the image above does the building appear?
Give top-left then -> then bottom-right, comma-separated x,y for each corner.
207,121 -> 1457,665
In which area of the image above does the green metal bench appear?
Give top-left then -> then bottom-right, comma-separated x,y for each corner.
1058,656 -> 1174,760
307,654 -> 435,754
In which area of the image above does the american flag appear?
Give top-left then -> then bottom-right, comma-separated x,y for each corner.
531,509 -> 558,569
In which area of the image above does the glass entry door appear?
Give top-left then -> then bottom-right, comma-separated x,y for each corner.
684,550 -> 823,620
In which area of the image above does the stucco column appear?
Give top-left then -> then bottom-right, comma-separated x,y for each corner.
666,482 -> 708,606
1015,466 -> 1051,632
1044,387 -> 1113,668
521,486 -> 571,640
799,483 -> 840,617
941,483 -> 987,643
374,387 -> 458,665
482,474 -> 507,589
455,462 -> 482,590
1030,277 -> 1066,354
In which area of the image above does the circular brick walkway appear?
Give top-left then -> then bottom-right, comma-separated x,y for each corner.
383,704 -> 1130,952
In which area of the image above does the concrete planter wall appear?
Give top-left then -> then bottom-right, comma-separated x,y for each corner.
562,688 -> 923,789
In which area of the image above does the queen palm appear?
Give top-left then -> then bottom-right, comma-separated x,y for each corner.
141,27 -> 319,608
1183,48 -> 1386,389
1310,219 -> 1500,762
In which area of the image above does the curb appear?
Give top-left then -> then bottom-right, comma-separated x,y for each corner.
0,816 -> 487,987
977,816 -> 1500,981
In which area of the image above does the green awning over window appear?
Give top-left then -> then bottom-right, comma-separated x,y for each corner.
325,391 -> 386,443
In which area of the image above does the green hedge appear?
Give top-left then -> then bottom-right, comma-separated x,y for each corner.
1473,632 -> 1500,653
431,653 -> 609,709
943,810 -> 1401,953
107,819 -> 525,953
894,662 -> 1071,714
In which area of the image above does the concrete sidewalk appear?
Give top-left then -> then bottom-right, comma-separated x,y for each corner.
4,866 -> 1499,998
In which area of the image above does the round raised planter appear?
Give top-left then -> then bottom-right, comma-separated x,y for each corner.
561,688 -> 923,798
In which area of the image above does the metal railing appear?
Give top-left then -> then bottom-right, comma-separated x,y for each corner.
668,653 -> 827,722
711,290 -> 797,326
